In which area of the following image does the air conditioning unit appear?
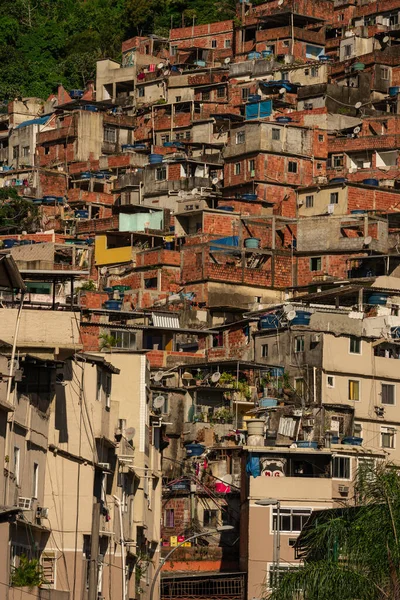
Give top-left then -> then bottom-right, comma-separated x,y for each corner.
338,485 -> 349,494
303,418 -> 315,427
36,506 -> 49,519
297,200 -> 304,206
312,333 -> 321,342
18,497 -> 32,510
98,462 -> 111,470
200,187 -> 213,196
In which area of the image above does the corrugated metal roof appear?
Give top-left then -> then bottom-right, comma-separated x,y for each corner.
152,313 -> 180,329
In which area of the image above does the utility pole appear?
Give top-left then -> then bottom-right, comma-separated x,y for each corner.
88,499 -> 101,600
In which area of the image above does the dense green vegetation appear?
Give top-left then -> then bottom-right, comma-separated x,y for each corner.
0,0 -> 238,102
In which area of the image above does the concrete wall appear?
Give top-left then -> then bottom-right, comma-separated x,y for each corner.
224,122 -> 313,159
297,185 -> 348,216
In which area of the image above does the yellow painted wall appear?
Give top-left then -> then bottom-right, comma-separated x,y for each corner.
95,235 -> 132,266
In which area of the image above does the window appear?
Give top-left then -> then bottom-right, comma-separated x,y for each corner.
225,39 -> 231,49
381,67 -> 390,81
283,40 -> 290,48
105,373 -> 111,409
311,66 -> 319,77
22,146 -> 30,157
295,378 -> 305,396
305,195 -> 314,208
204,509 -> 218,527
234,163 -> 241,176
331,415 -> 344,434
327,376 -> 335,388
310,257 -> 322,271
294,335 -> 305,353
272,507 -> 312,533
272,128 -> 280,141
155,166 -> 167,181
32,463 -> 39,498
381,383 -> 395,405
236,131 -> 245,144
13,447 -> 20,486
104,127 -> 116,143
332,456 -> 350,479
212,332 -> 224,348
269,565 -> 300,589
389,13 -> 398,26
249,159 -> 255,172
101,472 -> 107,502
13,146 -> 19,159
171,45 -> 178,56
138,87 -> 145,98
144,276 -> 158,289
41,553 -> 56,588
262,344 -> 268,358
330,192 -> 339,204
348,379 -> 360,402
354,422 -> 362,437
344,44 -> 352,57
164,509 -> 175,527
349,336 -> 361,354
304,102 -> 314,110
381,426 -> 396,449
96,367 -> 102,401
318,134 -> 324,142
175,132 -> 185,140
217,86 -> 226,98
282,71 -> 289,82
185,131 -> 191,140
332,155 -> 343,168
44,146 -> 50,155
288,161 -> 297,173
161,134 -> 170,144
242,88 -> 250,101
211,39 -> 217,49
202,91 -> 210,101
175,96 -> 181,102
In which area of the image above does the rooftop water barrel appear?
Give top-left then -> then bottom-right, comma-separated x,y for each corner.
275,116 -> 292,123
269,367 -> 284,377
389,86 -> 400,97
260,314 -> 280,329
241,193 -> 258,201
103,300 -> 123,310
75,210 -> 89,219
133,143 -> 147,149
248,52 -> 261,60
81,172 -> 91,179
353,62 -> 365,71
185,443 -> 205,457
69,89 -> 84,98
291,310 -> 312,325
342,436 -> 363,446
247,419 -> 265,436
247,94 -> 261,103
43,195 -> 57,202
3,239 -> 16,248
351,209 -> 366,214
244,237 -> 260,248
149,153 -> 163,164
362,178 -> 379,186
122,144 -> 136,151
330,177 -> 347,183
83,104 -> 98,112
219,205 -> 234,212
259,398 -> 278,408
296,441 -> 318,449
262,50 -> 273,57
368,292 -> 388,305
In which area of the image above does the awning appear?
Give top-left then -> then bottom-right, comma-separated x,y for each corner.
152,313 -> 180,329
0,255 -> 26,292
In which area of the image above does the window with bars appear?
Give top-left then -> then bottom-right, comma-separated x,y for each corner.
294,335 -> 305,353
110,330 -> 137,349
305,195 -> 314,208
165,509 -> 175,527
381,426 -> 396,448
332,456 -> 350,479
349,336 -> 361,354
272,507 -> 312,533
156,166 -> 167,181
104,127 -> 116,143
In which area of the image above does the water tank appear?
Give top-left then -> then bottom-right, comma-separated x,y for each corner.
330,177 -> 347,184
368,292 -> 388,306
247,419 -> 265,436
259,398 -> 278,408
260,314 -> 280,329
275,116 -> 292,123
244,237 -> 260,249
352,62 -> 365,71
362,178 -> 379,186
149,154 -> 163,164
248,52 -> 261,60
296,441 -> 318,449
342,436 -> 363,446
3,239 -> 16,248
389,86 -> 400,97
351,209 -> 366,214
241,193 -> 258,201
262,50 -> 273,57
103,300 -> 123,311
75,210 -> 89,219
219,205 -> 234,212
391,327 -> 400,339
291,311 -> 312,326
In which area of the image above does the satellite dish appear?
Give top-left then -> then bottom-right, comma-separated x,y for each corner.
287,310 -> 297,321
153,371 -> 164,382
125,427 -> 136,441
224,57 -> 231,64
153,395 -> 166,409
100,267 -> 108,275
191,188 -> 199,196
355,102 -> 362,109
178,190 -> 185,197
211,372 -> 221,383
279,88 -> 287,95
345,31 -> 354,38
383,36 -> 390,44
278,0 -> 284,5
221,474 -> 232,484
364,235 -> 372,246
353,126 -> 361,134
212,177 -> 219,185
157,63 -> 164,69
283,304 -> 294,314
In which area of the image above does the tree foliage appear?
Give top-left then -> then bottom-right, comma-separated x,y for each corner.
0,188 -> 39,232
268,463 -> 400,600
0,0 -> 238,100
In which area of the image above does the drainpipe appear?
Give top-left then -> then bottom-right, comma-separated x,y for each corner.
113,495 -> 127,600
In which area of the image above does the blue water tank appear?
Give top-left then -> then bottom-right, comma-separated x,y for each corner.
342,436 -> 363,446
104,300 -> 123,311
291,311 -> 312,326
81,172 -> 91,179
219,205 -> 234,212
330,177 -> 347,184
389,86 -> 400,97
3,239 -> 16,248
241,193 -> 258,201
259,398 -> 278,408
244,237 -> 260,249
149,154 -> 163,164
69,89 -> 84,99
248,52 -> 261,60
363,178 -> 379,186
83,104 -> 98,112
368,292 -> 388,306
296,441 -> 318,449
247,94 -> 261,103
260,314 -> 280,329
185,443 -> 205,457
269,367 -> 284,377
391,327 -> 400,339
75,210 -> 89,219
275,116 -> 292,123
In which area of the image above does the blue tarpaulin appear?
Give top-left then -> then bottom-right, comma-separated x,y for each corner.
16,116 -> 51,129
210,235 -> 239,252
246,455 -> 261,478
245,100 -> 272,120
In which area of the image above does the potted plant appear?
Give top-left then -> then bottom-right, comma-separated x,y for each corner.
219,372 -> 236,388
213,407 -> 234,424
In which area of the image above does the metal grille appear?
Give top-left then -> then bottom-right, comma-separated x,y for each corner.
161,574 -> 245,600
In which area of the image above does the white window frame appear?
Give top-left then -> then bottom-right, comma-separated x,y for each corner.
271,506 -> 312,534
348,378 -> 361,402
327,375 -> 335,388
305,195 -> 314,208
225,39 -> 231,49
234,162 -> 241,175
261,343 -> 268,358
32,462 -> 39,499
14,447 -> 20,486
294,335 -> 305,353
155,166 -> 167,181
267,563 -> 301,590
272,128 -> 281,141
381,426 -> 396,449
104,126 -> 116,144
381,382 -> 396,406
349,336 -> 361,355
332,455 -> 351,480
236,131 -> 245,144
